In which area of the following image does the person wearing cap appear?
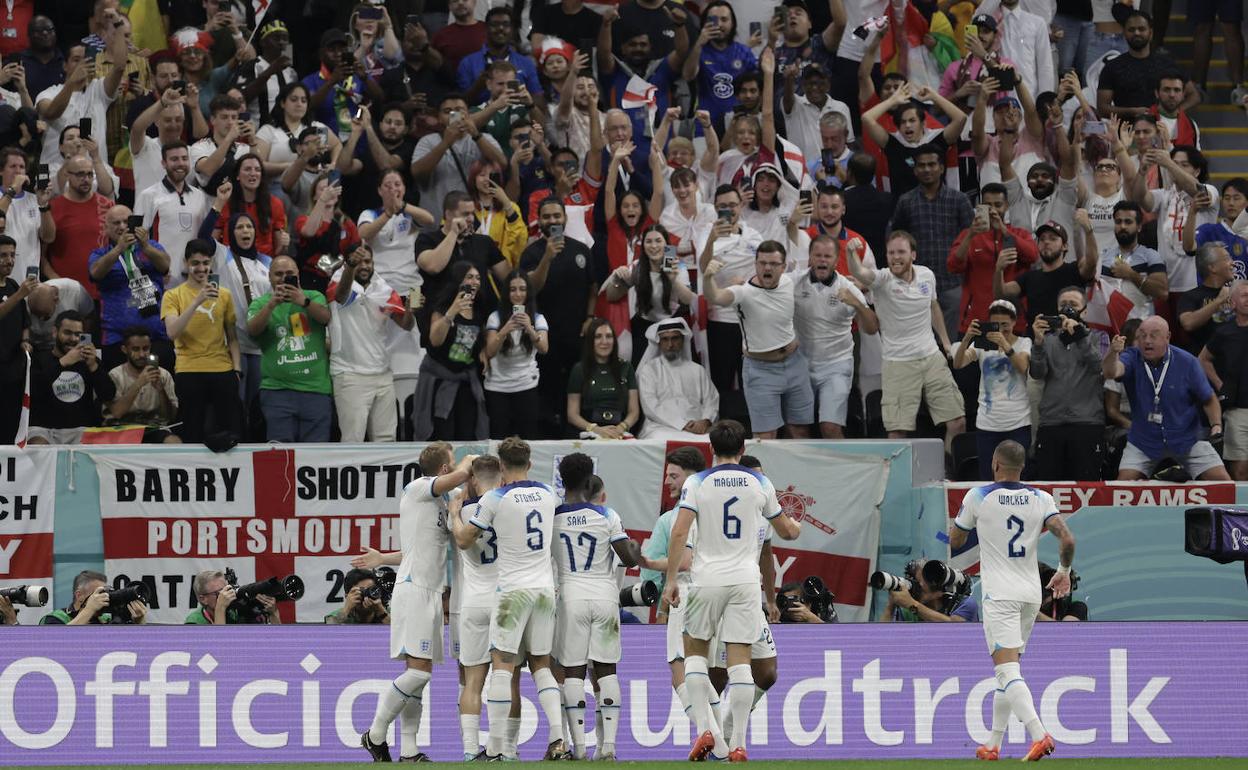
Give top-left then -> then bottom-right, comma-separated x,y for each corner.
971,0 -> 1053,98
636,317 -> 719,440
236,20 -> 297,123
949,181 -> 1038,335
34,29 -> 126,173
457,8 -> 543,107
972,75 -> 1046,181
954,299 -> 1033,479
1096,10 -> 1198,119
938,15 -> 1006,114
782,61 -> 855,170
999,112 -> 1078,242
302,29 -> 367,141
995,214 -> 1097,324
431,0 -> 486,74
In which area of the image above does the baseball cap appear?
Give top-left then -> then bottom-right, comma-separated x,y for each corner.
971,14 -> 998,31
1035,220 -> 1068,241
320,28 -> 350,48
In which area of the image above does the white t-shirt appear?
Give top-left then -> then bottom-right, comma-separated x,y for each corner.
215,249 -> 271,355
131,136 -> 164,198
836,0 -> 890,61
1150,184 -> 1220,293
954,482 -> 1060,604
5,192 -> 43,279
397,476 -> 450,591
28,278 -> 93,352
633,264 -> 691,323
679,463 -> 781,588
973,338 -> 1033,432
484,310 -> 547,393
782,93 -> 855,170
1085,188 -> 1124,257
35,79 -> 113,170
327,270 -> 404,376
792,271 -> 864,364
358,208 -> 421,294
189,137 -> 252,187
455,497 -> 499,610
703,223 -> 765,323
870,264 -> 940,362
725,272 -> 798,354
660,201 -> 717,261
552,502 -> 628,603
471,480 -> 558,593
256,120 -> 333,166
134,179 -> 212,289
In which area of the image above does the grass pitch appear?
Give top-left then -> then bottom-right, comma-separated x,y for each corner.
6,761 -> 1244,769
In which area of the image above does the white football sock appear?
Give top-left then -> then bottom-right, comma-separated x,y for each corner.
484,669 -> 513,756
683,656 -> 726,756
533,667 -> 566,746
996,662 -> 1045,742
988,688 -> 1009,750
597,674 -> 621,756
369,668 -> 429,745
562,677 -> 587,757
460,713 -> 480,756
505,716 -> 521,758
399,692 -> 424,758
727,664 -> 753,751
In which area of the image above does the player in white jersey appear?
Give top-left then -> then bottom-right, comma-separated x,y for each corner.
455,437 -> 571,761
361,442 -> 473,763
950,440 -> 1075,763
664,420 -> 801,762
447,456 -> 507,759
553,453 -> 643,760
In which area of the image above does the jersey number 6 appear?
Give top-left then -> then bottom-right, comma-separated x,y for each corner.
723,495 -> 741,540
526,510 -> 543,551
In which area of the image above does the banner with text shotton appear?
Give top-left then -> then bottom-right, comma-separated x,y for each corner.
0,624 -> 1236,763
88,443 -> 888,624
0,448 -> 56,625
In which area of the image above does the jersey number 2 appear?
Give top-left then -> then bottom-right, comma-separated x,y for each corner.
1007,515 -> 1026,558
723,496 -> 741,540
525,510 -> 543,551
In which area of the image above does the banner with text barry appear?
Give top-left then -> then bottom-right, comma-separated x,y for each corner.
943,481 -> 1237,573
523,441 -> 889,622
0,448 -> 57,625
91,447 -> 434,624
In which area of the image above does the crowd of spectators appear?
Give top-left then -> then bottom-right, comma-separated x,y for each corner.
0,0 -> 1246,483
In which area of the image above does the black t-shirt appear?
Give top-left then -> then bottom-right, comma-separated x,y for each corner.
416,232 -> 506,313
1205,321 -> 1248,409
616,0 -> 698,58
1177,284 -> 1233,355
426,309 -> 486,373
1098,51 -> 1184,109
0,278 -> 29,383
519,236 -> 604,344
883,133 -> 948,199
1015,262 -> 1086,324
534,5 -> 603,47
341,135 -> 418,220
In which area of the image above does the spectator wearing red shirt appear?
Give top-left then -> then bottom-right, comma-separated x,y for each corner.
948,182 -> 1039,334
217,153 -> 289,260
45,154 -> 112,300
431,0 -> 487,75
805,187 -> 875,275
295,176 -> 359,294
857,62 -> 949,190
524,145 -> 603,238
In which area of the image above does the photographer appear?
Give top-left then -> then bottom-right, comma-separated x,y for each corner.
879,562 -> 978,623
1037,563 -> 1088,622
40,570 -> 148,625
776,582 -> 825,624
186,569 -> 281,625
0,595 -> 17,624
325,568 -> 391,624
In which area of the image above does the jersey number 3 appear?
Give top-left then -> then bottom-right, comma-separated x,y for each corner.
1007,515 -> 1026,558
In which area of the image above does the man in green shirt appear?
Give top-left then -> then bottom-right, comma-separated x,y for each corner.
40,569 -> 148,625
324,568 -> 391,624
471,60 -> 536,153
185,569 -> 281,624
246,256 -> 333,442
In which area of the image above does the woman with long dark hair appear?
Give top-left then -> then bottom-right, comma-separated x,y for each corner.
565,318 -> 640,440
256,82 -> 343,179
218,153 -> 289,258
412,262 -> 489,440
469,158 -> 527,266
483,271 -> 549,438
603,223 -> 694,367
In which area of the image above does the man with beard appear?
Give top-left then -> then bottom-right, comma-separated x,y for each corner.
134,142 -> 211,289
329,242 -> 415,443
416,190 -> 509,319
598,9 -> 688,163
27,310 -> 115,444
683,2 -> 758,132
616,0 -> 699,58
704,241 -> 814,439
1149,72 -> 1201,148
337,105 -> 416,219
457,8 -> 544,109
1001,123 -> 1078,241
1097,10 -> 1199,118
995,217 -> 1097,324
636,317 -> 719,440
104,326 -> 179,443
807,186 -> 874,273
949,183 -> 1039,335
1101,200 -> 1168,320
129,85 -> 192,199
792,234 -> 878,438
1103,315 -> 1229,480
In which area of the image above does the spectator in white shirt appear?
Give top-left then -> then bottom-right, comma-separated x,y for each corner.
134,141 -> 212,289
659,166 -> 716,264
988,0 -> 1055,98
129,86 -> 189,198
793,234 -> 879,438
704,239 -> 814,439
189,94 -> 257,189
0,147 -> 55,279
782,62 -> 855,175
328,242 -> 416,442
482,270 -> 549,439
357,169 -> 436,295
34,35 -> 126,172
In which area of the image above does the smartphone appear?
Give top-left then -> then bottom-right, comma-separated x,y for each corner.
512,303 -> 525,316
354,106 -> 364,120
740,177 -> 753,193
974,204 -> 990,225
987,65 -> 1017,90
146,354 -> 160,369
35,163 -> 49,191
327,169 -> 342,186
283,275 -> 299,286
25,265 -> 38,281
238,111 -> 251,123
208,272 -> 220,286
1084,120 -> 1107,136
172,79 -> 187,94
821,148 -> 838,170
965,23 -> 978,38
549,224 -> 564,240
459,283 -> 474,296
507,79 -> 521,92
799,190 -> 813,208
78,117 -> 92,137
663,244 -> 679,271
749,21 -> 763,37
405,14 -> 421,26
358,6 -> 383,20
717,207 -> 733,223
448,109 -> 464,123
79,333 -> 92,347
1003,234 -> 1017,250
127,214 -> 144,231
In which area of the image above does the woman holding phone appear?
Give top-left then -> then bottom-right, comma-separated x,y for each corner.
603,224 -> 694,368
413,262 -> 490,440
468,159 -> 527,265
482,270 -> 548,438
256,83 -> 342,180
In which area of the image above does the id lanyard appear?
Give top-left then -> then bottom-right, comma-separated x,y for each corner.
1143,351 -> 1171,423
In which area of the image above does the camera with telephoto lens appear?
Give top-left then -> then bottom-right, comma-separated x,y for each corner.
800,576 -> 839,622
225,568 -> 304,623
922,560 -> 971,594
869,570 -> 912,592
619,580 -> 659,607
361,567 -> 396,603
0,585 -> 49,607
105,581 -> 150,623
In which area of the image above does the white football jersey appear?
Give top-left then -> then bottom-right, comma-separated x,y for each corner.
456,496 -> 500,609
679,464 -> 782,588
954,481 -> 1059,604
553,502 -> 629,602
471,480 -> 558,593
398,476 -> 450,591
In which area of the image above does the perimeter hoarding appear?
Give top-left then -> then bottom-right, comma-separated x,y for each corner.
0,623 -> 1241,763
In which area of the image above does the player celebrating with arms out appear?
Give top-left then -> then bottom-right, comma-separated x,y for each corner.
362,442 -> 474,762
458,437 -> 571,761
949,440 -> 1076,762
553,453 -> 645,760
664,420 -> 801,762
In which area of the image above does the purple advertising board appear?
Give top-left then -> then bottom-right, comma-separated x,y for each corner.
0,623 -> 1243,763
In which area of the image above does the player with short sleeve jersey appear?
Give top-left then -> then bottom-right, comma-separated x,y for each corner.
949,440 -> 1076,763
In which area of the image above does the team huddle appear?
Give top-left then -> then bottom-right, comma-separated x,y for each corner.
356,428 -> 1075,763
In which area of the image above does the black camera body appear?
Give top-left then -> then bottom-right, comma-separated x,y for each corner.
104,581 -> 150,623
225,568 -> 304,623
361,567 -> 396,604
620,580 -> 659,607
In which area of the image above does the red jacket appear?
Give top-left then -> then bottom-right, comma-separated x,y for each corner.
948,225 -> 1039,333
